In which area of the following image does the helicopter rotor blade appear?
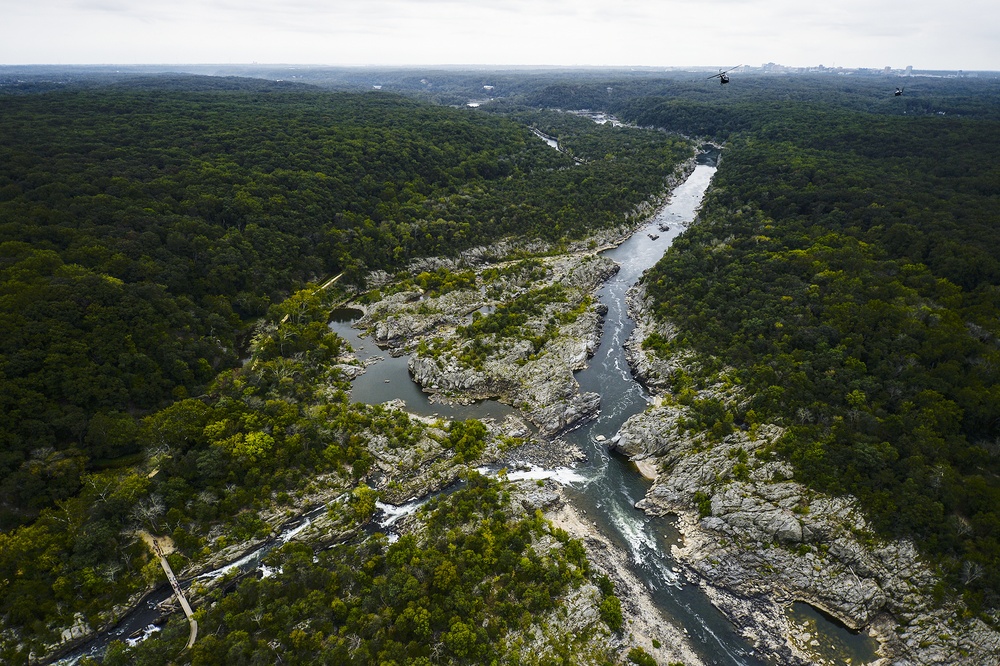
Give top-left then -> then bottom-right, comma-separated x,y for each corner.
708,65 -> 740,79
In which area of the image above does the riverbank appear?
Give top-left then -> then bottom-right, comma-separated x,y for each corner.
46,153 -> 715,665
544,484 -> 708,666
330,153 -> 781,665
615,286 -> 1000,666
356,250 -> 617,437
223,142 -> 997,664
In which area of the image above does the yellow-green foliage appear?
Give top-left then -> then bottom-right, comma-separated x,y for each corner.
110,474 -> 596,665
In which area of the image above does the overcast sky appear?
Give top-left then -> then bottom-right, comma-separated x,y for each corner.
2,0 -> 998,71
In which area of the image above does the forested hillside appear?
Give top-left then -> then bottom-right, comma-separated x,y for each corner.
0,82 -> 690,528
8,67 -> 999,661
527,74 -> 1000,122
629,96 -> 1000,615
0,77 -> 695,664
99,474 -> 622,665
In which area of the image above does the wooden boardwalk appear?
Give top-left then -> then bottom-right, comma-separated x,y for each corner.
144,535 -> 198,650
280,272 -> 344,323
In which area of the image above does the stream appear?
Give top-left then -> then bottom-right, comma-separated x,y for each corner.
559,156 -> 768,665
332,149 -> 876,665
57,149 -> 878,665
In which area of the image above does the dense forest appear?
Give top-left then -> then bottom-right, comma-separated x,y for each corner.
1,284 -> 410,663
630,94 -> 1000,615
0,82 -> 690,529
0,75 -> 694,663
4,67 -> 1000,661
94,474 -> 624,665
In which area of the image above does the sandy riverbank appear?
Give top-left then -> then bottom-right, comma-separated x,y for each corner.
546,487 -> 707,666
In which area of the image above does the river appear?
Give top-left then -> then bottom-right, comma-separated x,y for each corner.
554,153 -> 769,665
333,148 -> 876,665
57,149 -> 877,665
559,155 -> 769,665
325,157 -> 768,665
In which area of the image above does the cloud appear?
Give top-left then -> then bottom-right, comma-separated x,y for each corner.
1,0 -> 997,68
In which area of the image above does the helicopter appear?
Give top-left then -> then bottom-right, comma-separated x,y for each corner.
708,65 -> 740,85
894,87 -> 904,96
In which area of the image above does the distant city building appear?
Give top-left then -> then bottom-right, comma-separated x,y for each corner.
712,62 -> 983,78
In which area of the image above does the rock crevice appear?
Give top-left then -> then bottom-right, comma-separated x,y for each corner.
616,289 -> 1000,666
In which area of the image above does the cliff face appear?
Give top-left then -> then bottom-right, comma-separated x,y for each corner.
617,290 -> 1000,666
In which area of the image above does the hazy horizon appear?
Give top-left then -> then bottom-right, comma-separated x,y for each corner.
3,1 -> 999,72
2,62 -> 993,75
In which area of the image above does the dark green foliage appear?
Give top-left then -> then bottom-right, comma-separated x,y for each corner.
415,267 -> 477,297
603,75 -> 1000,128
0,289 -> 418,663
348,484 -> 379,525
446,419 -> 489,463
694,491 -> 713,519
634,95 -> 1000,613
0,468 -> 153,664
599,595 -> 624,632
593,573 -> 624,632
17,68 -> 1000,659
680,397 -> 735,441
116,474 -> 591,665
596,573 -> 615,597
461,285 -> 569,340
627,647 -> 659,666
0,84 -> 691,526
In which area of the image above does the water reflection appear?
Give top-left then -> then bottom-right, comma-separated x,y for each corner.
787,602 -> 879,666
327,309 -> 516,423
324,152 -> 879,666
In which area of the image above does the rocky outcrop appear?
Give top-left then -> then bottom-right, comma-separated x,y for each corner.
643,427 -> 998,664
529,480 -> 709,666
406,313 -> 606,437
359,253 -> 619,438
514,304 -> 607,435
365,156 -> 698,293
527,388 -> 602,438
622,283 -> 687,393
613,400 -> 689,461
616,337 -> 1000,665
409,355 -> 509,398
